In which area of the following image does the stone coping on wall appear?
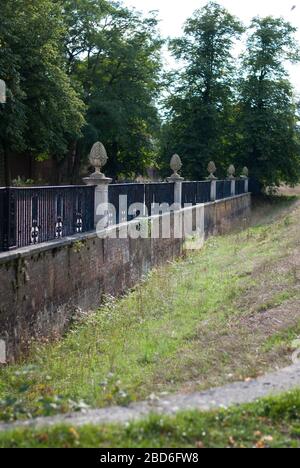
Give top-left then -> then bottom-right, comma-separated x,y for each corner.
0,193 -> 250,265
0,192 -> 251,362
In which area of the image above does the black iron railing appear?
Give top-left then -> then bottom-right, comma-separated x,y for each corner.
182,181 -> 211,206
216,180 -> 232,200
145,183 -> 174,215
235,179 -> 246,196
108,183 -> 145,224
0,178 -> 250,252
108,183 -> 175,225
0,186 -> 94,251
0,188 -> 8,252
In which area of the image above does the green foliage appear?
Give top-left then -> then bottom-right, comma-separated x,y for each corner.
64,0 -> 163,179
0,366 -> 91,422
0,390 -> 300,447
236,17 -> 300,188
0,195 -> 299,420
162,3 -> 300,187
11,177 -> 35,187
1,1 -> 300,185
162,2 -> 244,179
0,0 -> 163,182
0,0 -> 85,172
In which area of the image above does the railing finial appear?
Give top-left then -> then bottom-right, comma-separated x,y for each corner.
168,154 -> 184,181
89,141 -> 108,178
207,161 -> 217,180
241,167 -> 249,179
84,142 -> 112,229
227,164 -> 236,180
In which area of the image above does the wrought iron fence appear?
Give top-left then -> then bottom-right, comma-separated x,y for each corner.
145,183 -> 174,215
216,180 -> 232,200
0,188 -> 8,251
0,178 -> 249,252
235,179 -> 246,196
108,183 -> 145,224
0,186 -> 94,251
182,181 -> 211,206
108,183 -> 175,225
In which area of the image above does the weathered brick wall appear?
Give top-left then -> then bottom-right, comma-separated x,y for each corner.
205,193 -> 251,236
0,194 -> 251,362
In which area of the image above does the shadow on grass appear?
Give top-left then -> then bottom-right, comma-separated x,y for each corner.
250,194 -> 299,228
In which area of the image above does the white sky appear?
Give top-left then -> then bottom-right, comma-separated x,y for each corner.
125,0 -> 300,91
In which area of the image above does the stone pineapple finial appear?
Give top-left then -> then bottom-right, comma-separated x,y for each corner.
89,142 -> 108,178
168,154 -> 184,181
207,161 -> 217,180
241,167 -> 249,179
227,164 -> 236,180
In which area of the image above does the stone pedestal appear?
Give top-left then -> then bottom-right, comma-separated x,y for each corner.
210,180 -> 217,201
230,179 -> 236,197
241,168 -> 249,193
242,177 -> 249,193
227,165 -> 236,197
83,173 -> 112,228
167,175 -> 184,209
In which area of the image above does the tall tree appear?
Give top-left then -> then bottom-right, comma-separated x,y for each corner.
0,0 -> 85,183
162,2 -> 243,179
63,1 -> 163,180
237,17 -> 300,188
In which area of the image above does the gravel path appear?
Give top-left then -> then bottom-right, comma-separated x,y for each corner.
0,362 -> 300,432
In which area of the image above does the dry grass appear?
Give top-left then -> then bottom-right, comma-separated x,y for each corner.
1,195 -> 300,420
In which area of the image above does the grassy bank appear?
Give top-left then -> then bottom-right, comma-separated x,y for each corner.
0,196 -> 300,422
0,390 -> 299,448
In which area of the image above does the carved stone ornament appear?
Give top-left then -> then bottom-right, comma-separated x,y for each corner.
83,141 -> 112,186
207,161 -> 217,180
89,142 -> 108,177
241,166 -> 249,179
227,164 -> 236,180
168,154 -> 184,181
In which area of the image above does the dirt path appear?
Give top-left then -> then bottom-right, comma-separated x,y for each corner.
0,361 -> 299,432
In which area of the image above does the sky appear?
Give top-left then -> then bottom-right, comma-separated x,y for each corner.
125,0 -> 300,91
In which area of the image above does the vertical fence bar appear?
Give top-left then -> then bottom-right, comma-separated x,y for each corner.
145,183 -> 175,215
235,179 -> 246,195
0,186 -> 95,250
0,188 -> 9,251
0,175 -> 250,253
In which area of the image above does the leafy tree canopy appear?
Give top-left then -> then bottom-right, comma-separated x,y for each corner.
161,2 -> 244,179
0,0 -> 85,169
1,1 -> 300,188
237,17 -> 300,187
63,0 -> 163,179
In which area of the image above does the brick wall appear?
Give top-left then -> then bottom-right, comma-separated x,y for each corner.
0,194 -> 251,362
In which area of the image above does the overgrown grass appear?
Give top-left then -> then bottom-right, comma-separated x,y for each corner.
262,321 -> 300,352
0,390 -> 299,448
0,196 -> 300,422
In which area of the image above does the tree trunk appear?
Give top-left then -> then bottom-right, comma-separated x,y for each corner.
3,143 -> 10,187
71,140 -> 82,184
108,141 -> 120,181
